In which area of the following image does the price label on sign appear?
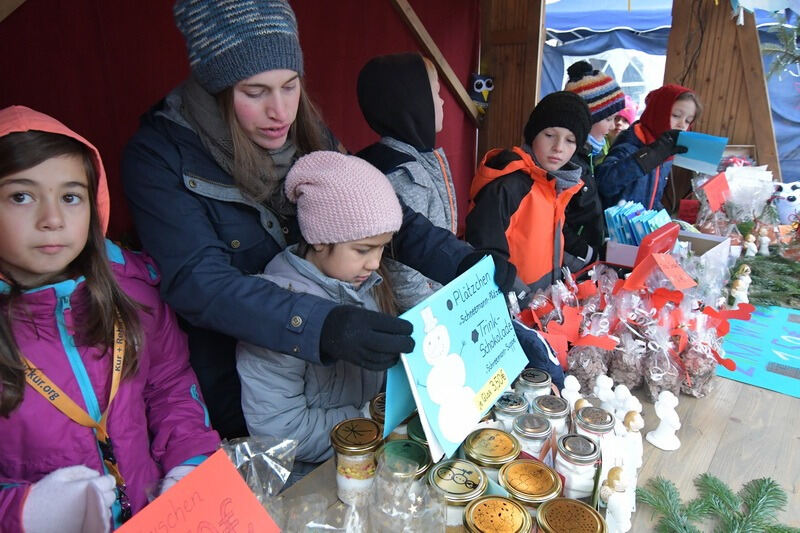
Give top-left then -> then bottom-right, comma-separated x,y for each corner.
473,367 -> 508,413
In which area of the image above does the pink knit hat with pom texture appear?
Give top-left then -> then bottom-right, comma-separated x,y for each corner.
286,151 -> 403,244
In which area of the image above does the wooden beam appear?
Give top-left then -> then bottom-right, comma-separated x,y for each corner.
0,0 -> 26,24
389,0 -> 480,126
736,11 -> 781,180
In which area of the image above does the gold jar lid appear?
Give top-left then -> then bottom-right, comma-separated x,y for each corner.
557,434 -> 600,465
536,497 -> 607,533
512,413 -> 552,439
407,414 -> 427,446
463,428 -> 521,468
498,459 -> 562,505
330,417 -> 382,456
575,406 -> 615,434
516,368 -> 552,389
376,439 -> 431,480
531,395 -> 569,418
493,391 -> 529,415
463,495 -> 532,533
428,458 -> 488,505
369,392 -> 386,424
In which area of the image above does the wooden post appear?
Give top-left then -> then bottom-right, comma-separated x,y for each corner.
0,0 -> 26,24
478,0 -> 546,159
389,0 -> 480,126
664,0 -> 780,180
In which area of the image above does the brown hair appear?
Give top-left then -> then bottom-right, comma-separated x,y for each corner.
676,91 -> 703,124
217,81 -> 335,207
295,239 -> 397,316
0,131 -> 142,417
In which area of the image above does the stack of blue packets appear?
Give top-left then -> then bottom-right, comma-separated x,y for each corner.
604,202 -> 672,245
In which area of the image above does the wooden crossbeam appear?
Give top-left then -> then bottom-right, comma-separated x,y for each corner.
389,0 -> 480,126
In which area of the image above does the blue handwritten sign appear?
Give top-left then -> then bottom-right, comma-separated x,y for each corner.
719,305 -> 800,398
674,131 -> 728,175
384,256 -> 528,460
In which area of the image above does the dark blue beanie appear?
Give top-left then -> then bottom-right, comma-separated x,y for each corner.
174,0 -> 304,94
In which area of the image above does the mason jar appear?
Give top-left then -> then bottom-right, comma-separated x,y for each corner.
513,368 -> 553,405
530,395 -> 570,437
376,439 -> 432,497
554,434 -> 600,504
330,417 -> 382,506
369,393 -> 409,441
407,414 -> 428,448
498,459 -> 562,519
463,495 -> 532,533
462,428 -> 521,482
574,406 -> 615,444
427,458 -> 488,527
492,391 -> 529,433
536,497 -> 607,533
511,413 -> 552,458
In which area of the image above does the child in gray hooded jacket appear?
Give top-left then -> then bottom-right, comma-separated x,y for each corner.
236,152 -> 401,486
356,53 -> 457,311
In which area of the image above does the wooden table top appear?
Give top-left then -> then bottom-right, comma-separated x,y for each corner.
282,376 -> 800,531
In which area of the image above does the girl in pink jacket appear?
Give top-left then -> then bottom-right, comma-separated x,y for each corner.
0,106 -> 220,532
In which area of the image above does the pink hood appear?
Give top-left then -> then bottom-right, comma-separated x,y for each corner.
0,105 -> 110,233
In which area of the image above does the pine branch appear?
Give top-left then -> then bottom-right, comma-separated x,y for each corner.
636,477 -> 704,533
695,473 -> 741,514
735,478 -> 790,531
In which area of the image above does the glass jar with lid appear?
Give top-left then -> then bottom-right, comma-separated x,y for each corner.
498,459 -> 562,519
530,395 -> 570,437
330,417 -> 382,505
536,497 -> 607,533
369,393 -> 409,441
513,368 -> 552,404
427,458 -> 488,527
554,434 -> 600,503
462,428 -> 521,482
407,414 -> 428,448
492,391 -> 529,433
463,495 -> 532,533
574,406 -> 617,486
511,413 -> 552,458
376,439 -> 432,497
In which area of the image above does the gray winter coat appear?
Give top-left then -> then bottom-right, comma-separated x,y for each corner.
379,138 -> 458,310
236,247 -> 385,479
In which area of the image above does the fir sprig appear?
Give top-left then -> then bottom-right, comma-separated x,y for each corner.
636,474 -> 799,532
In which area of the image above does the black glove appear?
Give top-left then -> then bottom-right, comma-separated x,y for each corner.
457,251 -> 517,295
320,306 -> 415,370
633,129 -> 688,174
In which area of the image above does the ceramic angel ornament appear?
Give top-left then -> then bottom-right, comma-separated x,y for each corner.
561,374 -> 583,411
730,279 -> 749,308
743,233 -> 758,257
600,467 -> 632,533
646,391 -> 681,451
593,374 -> 615,413
622,411 -> 644,472
758,227 -> 771,256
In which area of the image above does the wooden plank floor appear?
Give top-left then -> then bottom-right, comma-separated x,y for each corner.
283,376 -> 800,531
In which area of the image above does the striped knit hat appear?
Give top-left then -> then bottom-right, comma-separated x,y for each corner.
564,61 -> 625,124
174,0 -> 304,94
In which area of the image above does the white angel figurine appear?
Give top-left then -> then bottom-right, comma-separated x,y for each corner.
593,374 -> 615,413
600,467 -> 632,533
758,227 -> 771,256
646,391 -> 681,451
561,374 -> 583,411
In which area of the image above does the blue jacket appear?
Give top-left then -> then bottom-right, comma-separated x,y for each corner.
121,94 -> 473,438
595,125 -> 673,210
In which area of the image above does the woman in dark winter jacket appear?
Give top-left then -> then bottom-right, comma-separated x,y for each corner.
121,0 -> 516,438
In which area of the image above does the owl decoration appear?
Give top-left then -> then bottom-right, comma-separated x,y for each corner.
468,73 -> 494,115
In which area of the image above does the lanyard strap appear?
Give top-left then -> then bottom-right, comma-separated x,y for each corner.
22,321 -> 125,473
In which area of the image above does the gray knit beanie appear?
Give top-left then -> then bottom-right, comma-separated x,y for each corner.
174,0 -> 304,94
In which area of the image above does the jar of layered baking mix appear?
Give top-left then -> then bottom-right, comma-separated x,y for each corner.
369,393 -> 409,441
492,391 -> 529,433
536,497 -> 607,533
554,434 -> 600,503
428,458 -> 488,527
498,459 -> 562,519
511,414 -> 552,458
463,495 -> 532,533
376,438 -> 432,497
530,395 -> 570,437
462,428 -> 521,482
513,368 -> 552,405
330,417 -> 382,506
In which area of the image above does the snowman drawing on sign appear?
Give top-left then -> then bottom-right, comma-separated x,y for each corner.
421,307 -> 480,443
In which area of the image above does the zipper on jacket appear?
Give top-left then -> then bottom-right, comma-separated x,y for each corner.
433,150 -> 458,234
648,166 -> 661,210
190,384 -> 211,428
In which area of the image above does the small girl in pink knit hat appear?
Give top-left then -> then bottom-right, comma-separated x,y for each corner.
236,151 -> 403,486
